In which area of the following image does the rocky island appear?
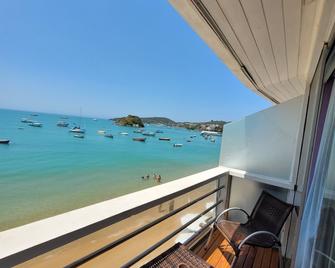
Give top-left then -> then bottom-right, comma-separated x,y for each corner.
114,115 -> 144,128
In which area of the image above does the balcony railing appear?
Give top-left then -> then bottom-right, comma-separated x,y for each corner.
0,167 -> 229,267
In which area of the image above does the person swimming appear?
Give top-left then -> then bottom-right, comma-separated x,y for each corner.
156,174 -> 161,183
153,174 -> 161,183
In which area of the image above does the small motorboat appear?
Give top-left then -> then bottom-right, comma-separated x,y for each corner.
187,140 -> 192,142
159,137 -> 171,141
97,130 -> 106,135
143,132 -> 155,137
210,138 -> 216,143
57,121 -> 69,127
156,130 -> 164,133
74,134 -> 85,139
29,122 -> 43,127
190,135 -> 196,138
133,137 -> 146,142
0,139 -> 10,144
69,126 -> 85,133
173,143 -> 183,147
21,118 -> 33,123
133,129 -> 144,134
104,133 -> 113,138
120,132 -> 129,135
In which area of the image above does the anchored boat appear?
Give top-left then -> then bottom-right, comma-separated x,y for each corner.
159,137 -> 171,141
21,118 -> 33,123
0,139 -> 10,144
73,134 -> 85,139
104,133 -> 113,138
69,126 -> 85,133
97,130 -> 106,135
142,132 -> 155,137
29,122 -> 43,127
173,143 -> 183,147
57,121 -> 69,127
133,137 -> 146,142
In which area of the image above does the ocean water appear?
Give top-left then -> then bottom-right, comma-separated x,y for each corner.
0,109 -> 221,231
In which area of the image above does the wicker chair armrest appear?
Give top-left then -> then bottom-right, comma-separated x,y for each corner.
237,231 -> 281,250
215,207 -> 250,223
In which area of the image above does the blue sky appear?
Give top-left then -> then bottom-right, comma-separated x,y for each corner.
0,0 -> 271,122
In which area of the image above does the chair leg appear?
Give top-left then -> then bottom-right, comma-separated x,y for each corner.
230,255 -> 237,268
204,225 -> 215,250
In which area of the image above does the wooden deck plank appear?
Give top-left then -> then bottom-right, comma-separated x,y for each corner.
261,248 -> 272,268
218,238 -> 234,268
207,248 -> 225,267
197,230 -> 221,258
252,247 -> 264,268
234,245 -> 250,267
192,231 -> 280,268
270,248 -> 279,268
243,246 -> 256,268
202,231 -> 224,260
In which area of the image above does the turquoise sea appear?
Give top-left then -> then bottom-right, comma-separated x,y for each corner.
0,109 -> 221,231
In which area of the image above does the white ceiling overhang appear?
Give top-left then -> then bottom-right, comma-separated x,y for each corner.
169,0 -> 335,104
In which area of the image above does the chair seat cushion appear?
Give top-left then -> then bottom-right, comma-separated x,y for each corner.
216,219 -> 278,249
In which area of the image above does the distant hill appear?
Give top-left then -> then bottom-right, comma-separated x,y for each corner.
141,117 -> 176,125
112,116 -> 228,132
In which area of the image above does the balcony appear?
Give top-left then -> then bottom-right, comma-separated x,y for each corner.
0,94 -> 302,267
0,165 -> 294,267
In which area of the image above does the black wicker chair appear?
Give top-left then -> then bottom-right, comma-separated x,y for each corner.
205,191 -> 293,267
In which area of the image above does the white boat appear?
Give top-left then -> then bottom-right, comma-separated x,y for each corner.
142,132 -> 155,137
200,131 -> 222,137
97,130 -> 106,135
69,126 -> 85,133
73,134 -> 85,139
173,143 -> 183,147
70,108 -> 86,133
29,122 -> 43,127
120,132 -> 129,135
21,118 -> 33,123
57,121 -> 69,127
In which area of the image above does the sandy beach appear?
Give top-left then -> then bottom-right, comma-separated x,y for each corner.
17,182 -> 217,267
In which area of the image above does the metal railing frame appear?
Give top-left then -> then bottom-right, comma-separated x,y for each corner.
65,184 -> 225,267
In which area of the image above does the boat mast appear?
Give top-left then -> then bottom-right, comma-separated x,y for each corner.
79,107 -> 82,128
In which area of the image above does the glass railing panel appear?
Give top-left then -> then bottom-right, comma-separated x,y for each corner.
16,180 -> 218,267
220,95 -> 304,182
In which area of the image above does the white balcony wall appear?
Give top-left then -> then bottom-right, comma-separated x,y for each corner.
220,95 -> 304,183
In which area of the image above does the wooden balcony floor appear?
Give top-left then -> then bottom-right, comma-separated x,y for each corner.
192,230 -> 280,268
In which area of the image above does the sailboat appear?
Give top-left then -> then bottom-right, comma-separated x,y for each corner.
69,108 -> 86,134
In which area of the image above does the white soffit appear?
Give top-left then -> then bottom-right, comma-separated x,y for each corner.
169,0 -> 335,104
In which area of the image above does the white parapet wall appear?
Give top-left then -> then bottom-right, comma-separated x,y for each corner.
220,95 -> 305,185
